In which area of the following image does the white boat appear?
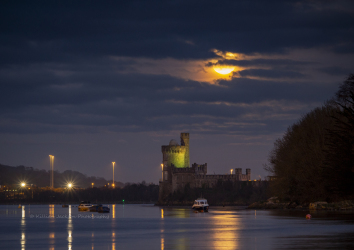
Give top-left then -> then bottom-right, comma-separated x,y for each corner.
192,198 -> 209,212
78,201 -> 95,211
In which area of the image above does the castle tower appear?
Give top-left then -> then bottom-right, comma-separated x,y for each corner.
180,133 -> 190,168
235,168 -> 242,181
246,168 -> 251,180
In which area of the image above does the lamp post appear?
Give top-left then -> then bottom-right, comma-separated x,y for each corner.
91,183 -> 94,188
230,169 -> 233,175
161,163 -> 163,181
112,162 -> 115,188
49,155 -> 54,189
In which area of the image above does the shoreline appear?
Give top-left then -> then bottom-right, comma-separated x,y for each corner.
248,200 -> 354,211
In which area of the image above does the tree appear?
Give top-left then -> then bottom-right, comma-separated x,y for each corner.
323,91 -> 354,200
266,74 -> 354,203
266,105 -> 338,203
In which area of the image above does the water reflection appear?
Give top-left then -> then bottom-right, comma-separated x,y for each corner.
67,205 -> 72,250
49,232 -> 55,249
21,206 -> 25,250
112,231 -> 116,250
162,208 -> 190,218
91,232 -> 94,250
49,204 -> 55,223
160,208 -> 165,250
210,211 -> 241,249
112,204 -> 115,219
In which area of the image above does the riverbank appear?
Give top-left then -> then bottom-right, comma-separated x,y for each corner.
248,199 -> 354,211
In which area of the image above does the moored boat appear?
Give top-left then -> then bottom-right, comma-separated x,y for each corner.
192,198 -> 209,212
98,205 -> 110,213
78,201 -> 95,211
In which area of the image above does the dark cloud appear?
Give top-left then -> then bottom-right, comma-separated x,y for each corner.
318,66 -> 352,76
238,69 -> 306,79
1,0 -> 354,67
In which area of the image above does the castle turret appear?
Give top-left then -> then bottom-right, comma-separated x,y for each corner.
180,133 -> 190,168
246,168 -> 251,180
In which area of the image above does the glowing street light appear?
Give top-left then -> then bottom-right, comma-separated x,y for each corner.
112,162 -> 115,188
49,155 -> 54,189
67,183 -> 72,188
91,183 -> 94,188
230,169 -> 233,175
161,163 -> 163,181
21,182 -> 26,187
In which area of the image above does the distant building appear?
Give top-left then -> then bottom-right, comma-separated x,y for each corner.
159,133 -> 251,202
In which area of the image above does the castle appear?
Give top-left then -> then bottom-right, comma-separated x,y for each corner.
159,133 -> 251,201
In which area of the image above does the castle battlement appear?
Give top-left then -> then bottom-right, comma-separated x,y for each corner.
161,145 -> 186,154
172,167 -> 195,174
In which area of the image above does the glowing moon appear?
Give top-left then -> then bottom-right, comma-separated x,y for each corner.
213,65 -> 235,74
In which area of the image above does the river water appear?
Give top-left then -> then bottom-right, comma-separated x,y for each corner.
0,204 -> 353,250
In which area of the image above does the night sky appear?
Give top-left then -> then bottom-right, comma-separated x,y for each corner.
1,0 -> 354,184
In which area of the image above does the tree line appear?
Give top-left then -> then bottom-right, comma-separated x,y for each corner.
265,74 -> 354,203
0,164 -> 118,188
0,182 -> 159,204
160,180 -> 269,205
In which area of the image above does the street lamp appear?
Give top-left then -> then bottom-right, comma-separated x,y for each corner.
91,183 -> 94,188
230,169 -> 233,175
49,155 -> 54,189
67,183 -> 72,188
161,163 -> 163,181
112,162 -> 115,188
21,182 -> 26,187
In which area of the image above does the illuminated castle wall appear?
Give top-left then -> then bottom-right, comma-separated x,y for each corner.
161,133 -> 190,169
159,133 -> 251,202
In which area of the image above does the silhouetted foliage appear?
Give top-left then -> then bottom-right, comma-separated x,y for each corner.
266,74 -> 354,203
323,91 -> 354,200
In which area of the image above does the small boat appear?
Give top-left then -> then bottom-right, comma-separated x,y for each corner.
78,201 -> 95,211
89,204 -> 102,212
192,198 -> 209,212
98,206 -> 110,213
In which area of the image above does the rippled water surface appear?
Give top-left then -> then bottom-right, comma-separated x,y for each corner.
0,204 -> 354,250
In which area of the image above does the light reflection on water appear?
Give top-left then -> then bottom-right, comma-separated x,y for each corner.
210,210 -> 241,249
67,205 -> 72,250
0,205 -> 353,249
21,206 -> 25,250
